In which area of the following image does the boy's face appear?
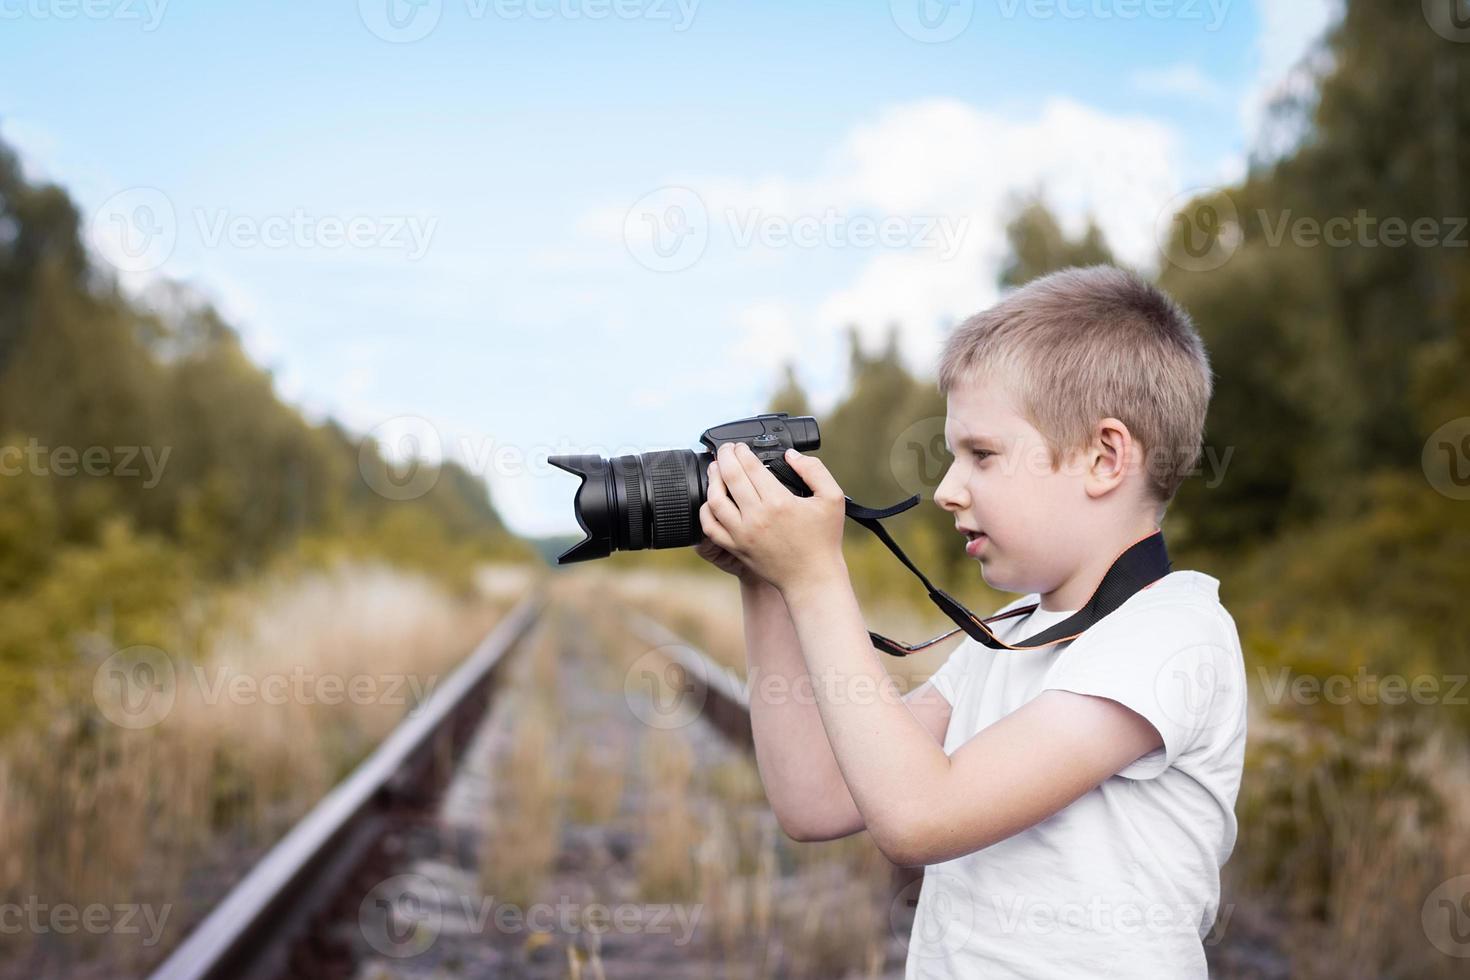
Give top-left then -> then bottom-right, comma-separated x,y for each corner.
935,375 -> 1098,601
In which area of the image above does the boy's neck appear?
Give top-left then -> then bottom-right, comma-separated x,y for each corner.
1037,515 -> 1164,612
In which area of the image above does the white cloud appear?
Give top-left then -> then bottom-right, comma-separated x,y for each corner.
820,97 -> 1185,372
728,302 -> 802,374
587,97 -> 1185,380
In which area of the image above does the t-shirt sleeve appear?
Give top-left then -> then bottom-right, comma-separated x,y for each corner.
924,642 -> 967,706
920,596 -> 1035,707
1039,603 -> 1240,781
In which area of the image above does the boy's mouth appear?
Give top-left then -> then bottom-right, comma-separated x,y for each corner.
958,527 -> 987,557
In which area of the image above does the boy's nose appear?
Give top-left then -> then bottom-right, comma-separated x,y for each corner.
933,466 -> 969,511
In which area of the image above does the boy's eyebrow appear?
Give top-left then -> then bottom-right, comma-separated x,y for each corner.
948,433 -> 1003,448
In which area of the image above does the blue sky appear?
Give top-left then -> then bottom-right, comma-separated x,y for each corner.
0,0 -> 1335,536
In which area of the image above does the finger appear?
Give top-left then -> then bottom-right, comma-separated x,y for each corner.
706,459 -> 727,502
699,502 -> 739,552
717,443 -> 764,510
734,442 -> 790,499
783,448 -> 844,499
705,461 -> 742,529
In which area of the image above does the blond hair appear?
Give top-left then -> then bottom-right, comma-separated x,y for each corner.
937,266 -> 1213,506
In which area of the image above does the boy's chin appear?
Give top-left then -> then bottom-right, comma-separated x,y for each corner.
979,559 -> 1043,597
977,561 -> 1011,591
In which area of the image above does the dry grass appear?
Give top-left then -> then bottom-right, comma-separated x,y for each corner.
556,570 -> 899,977
778,864 -> 889,979
695,806 -> 779,979
566,738 -> 628,825
479,706 -> 563,910
479,622 -> 566,910
0,561 -> 518,978
634,729 -> 703,903
1226,711 -> 1470,980
700,755 -> 768,808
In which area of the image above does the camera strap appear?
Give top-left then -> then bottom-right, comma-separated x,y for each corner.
841,494 -> 1173,657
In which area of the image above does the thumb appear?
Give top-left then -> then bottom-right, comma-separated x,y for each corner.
785,448 -> 843,499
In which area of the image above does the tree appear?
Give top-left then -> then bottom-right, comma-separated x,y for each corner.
999,199 -> 1116,289
767,362 -> 812,418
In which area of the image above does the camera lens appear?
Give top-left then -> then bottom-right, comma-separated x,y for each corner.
550,414 -> 821,565
547,450 -> 710,564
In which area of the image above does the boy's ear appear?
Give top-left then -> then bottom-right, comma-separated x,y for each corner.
1083,417 -> 1134,498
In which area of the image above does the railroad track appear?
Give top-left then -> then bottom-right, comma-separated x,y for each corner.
149,588 -> 914,980
148,593 -> 546,980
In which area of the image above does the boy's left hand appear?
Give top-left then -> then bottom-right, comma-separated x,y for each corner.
699,442 -> 848,595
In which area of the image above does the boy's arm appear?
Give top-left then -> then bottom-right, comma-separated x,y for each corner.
781,565 -> 1162,867
738,573 -> 955,842
703,441 -> 1169,868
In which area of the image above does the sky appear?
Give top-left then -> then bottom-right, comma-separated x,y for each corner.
0,0 -> 1337,537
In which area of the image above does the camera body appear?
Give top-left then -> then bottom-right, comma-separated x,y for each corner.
549,412 -> 820,564
696,412 -> 820,497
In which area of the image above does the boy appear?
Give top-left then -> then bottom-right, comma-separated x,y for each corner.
696,266 -> 1247,978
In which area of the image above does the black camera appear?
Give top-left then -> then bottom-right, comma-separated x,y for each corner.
548,413 -> 821,564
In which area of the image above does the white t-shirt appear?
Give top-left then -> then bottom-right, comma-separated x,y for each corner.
905,570 -> 1247,979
